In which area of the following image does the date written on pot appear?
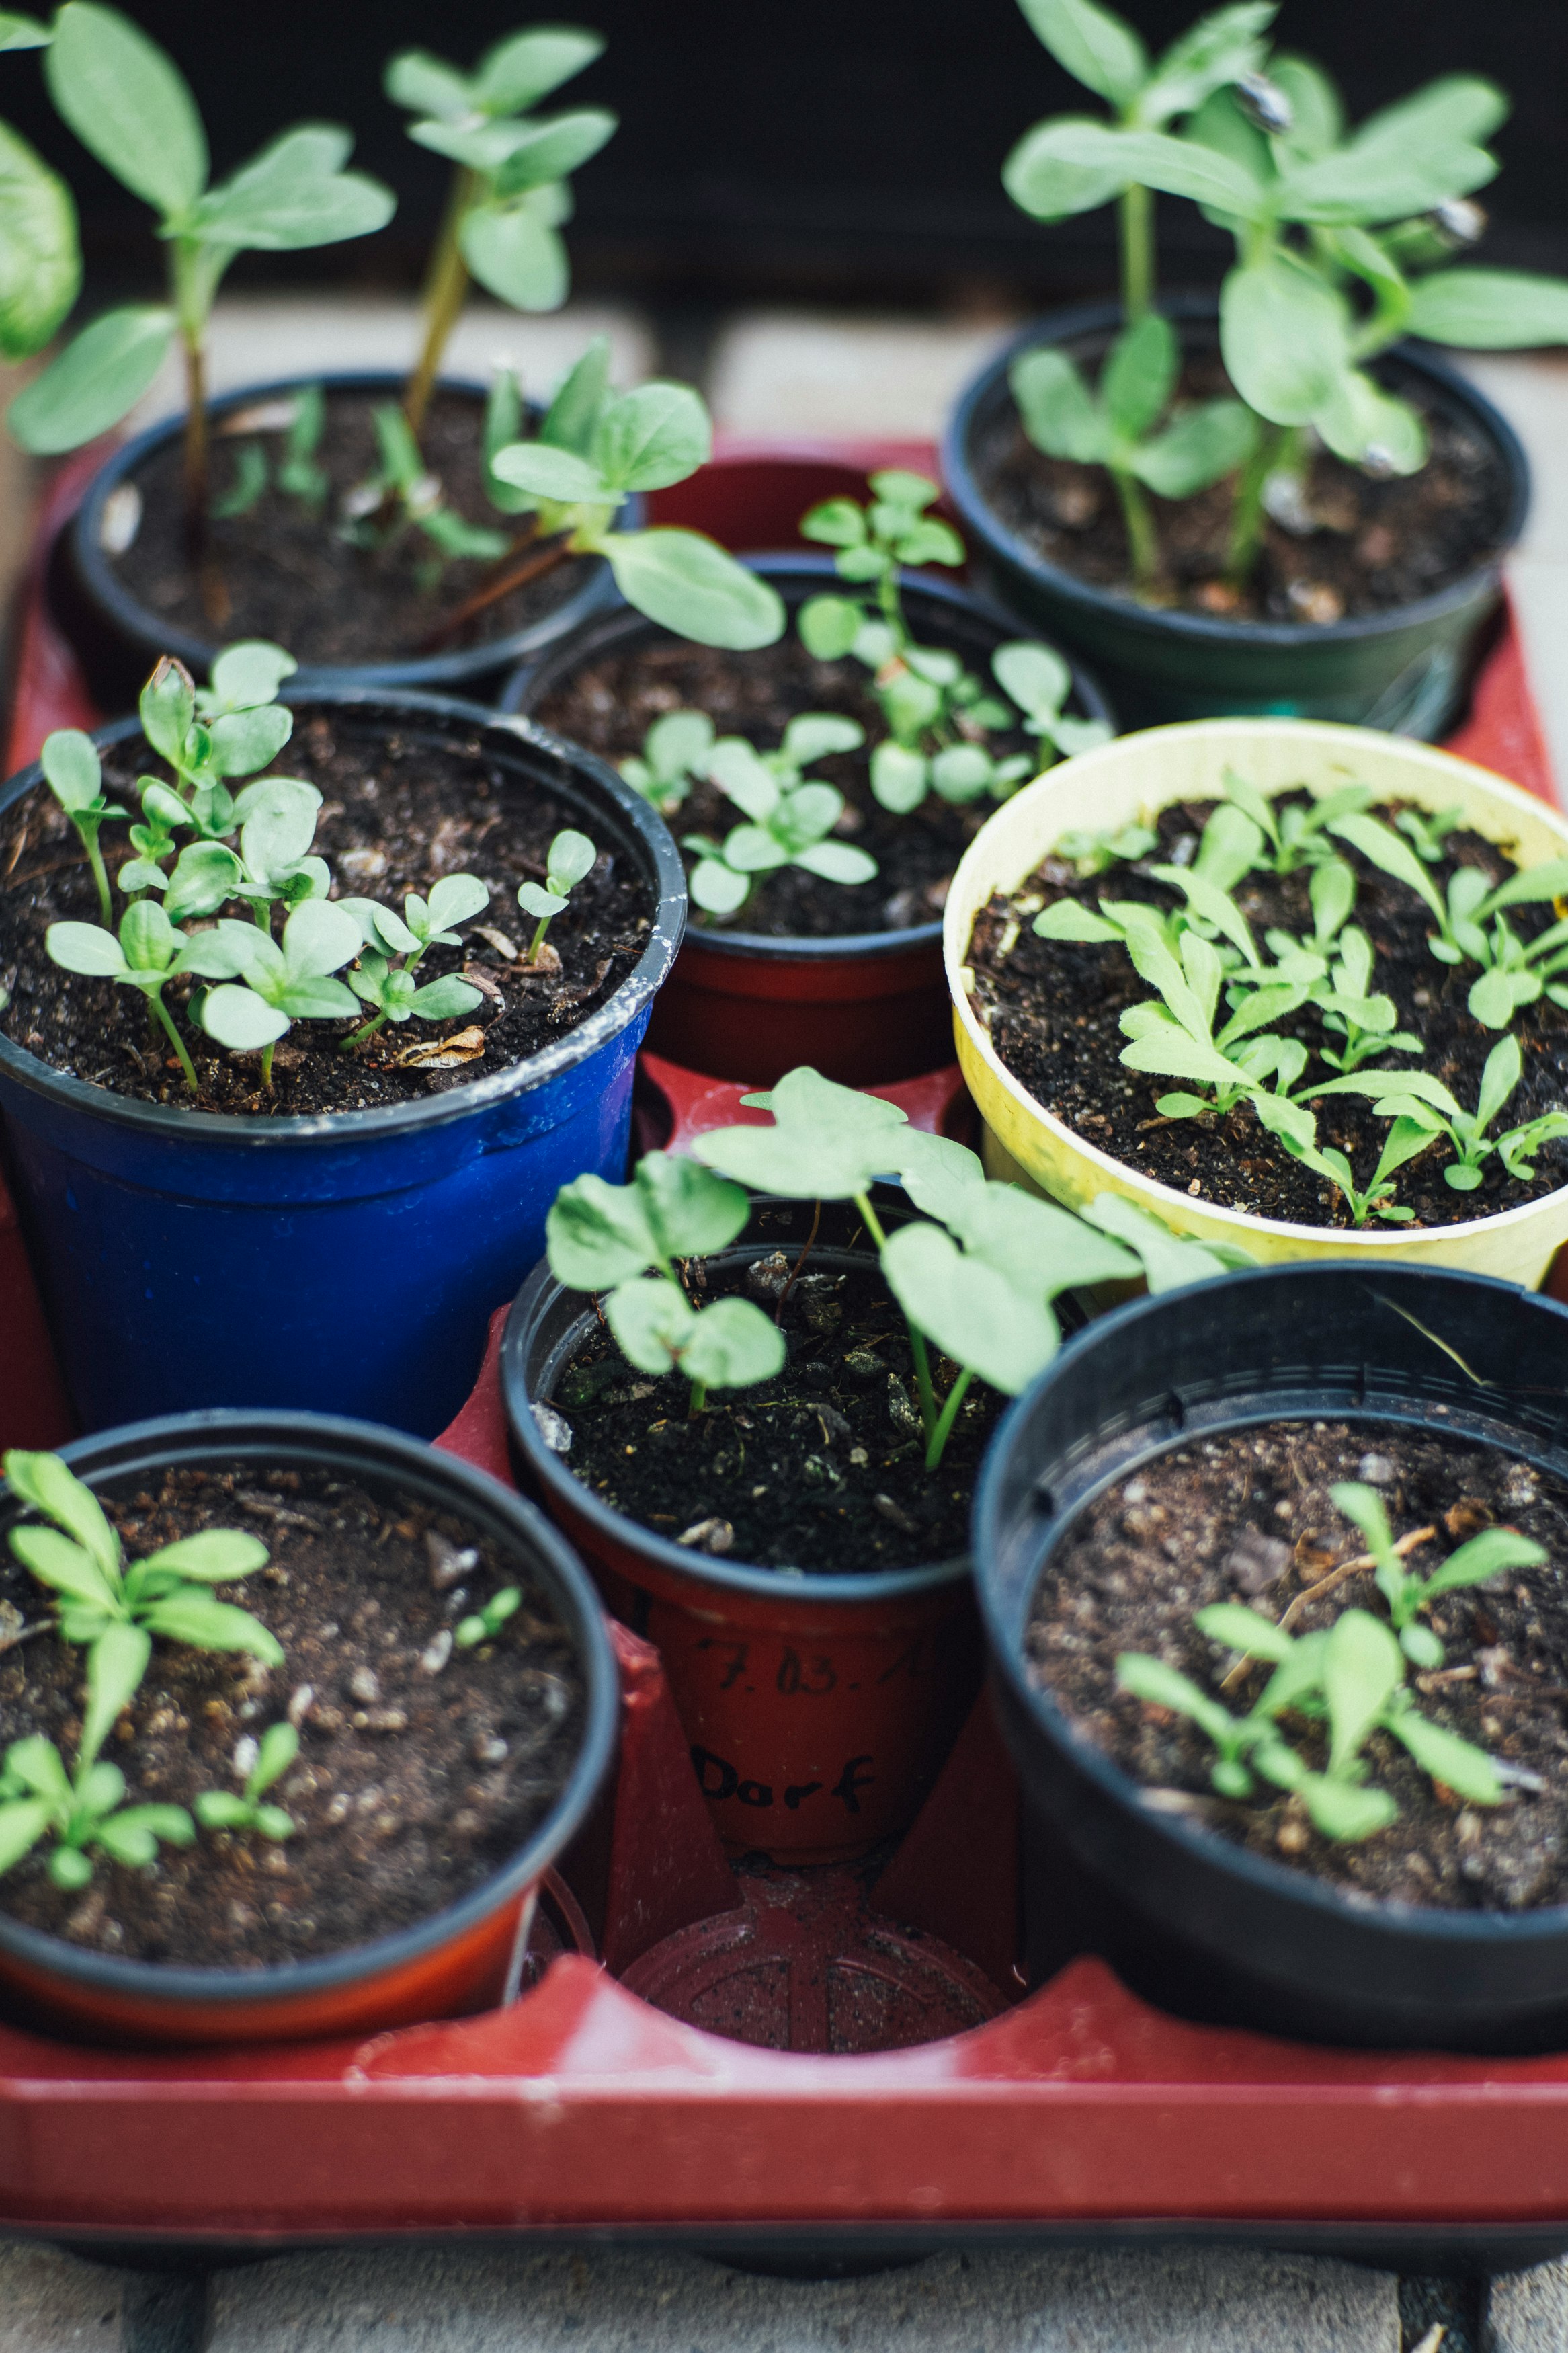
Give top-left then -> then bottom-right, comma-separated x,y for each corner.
694,1636 -> 935,1696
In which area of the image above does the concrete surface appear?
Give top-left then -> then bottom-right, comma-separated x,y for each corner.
706,307 -> 1020,440
1487,2256 -> 1568,2350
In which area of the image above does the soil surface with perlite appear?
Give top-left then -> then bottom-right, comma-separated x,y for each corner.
0,1460 -> 585,1968
974,354 -> 1511,623
102,389 -> 595,668
538,632 -> 1039,940
966,793 -> 1568,1229
1026,1417 -> 1568,1911
0,707 -> 651,1117
544,1244 -> 1001,1576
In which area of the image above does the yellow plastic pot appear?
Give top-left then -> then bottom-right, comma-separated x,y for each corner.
944,718 -> 1568,1287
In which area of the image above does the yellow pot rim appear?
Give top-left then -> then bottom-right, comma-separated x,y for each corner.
943,717 -> 1568,1257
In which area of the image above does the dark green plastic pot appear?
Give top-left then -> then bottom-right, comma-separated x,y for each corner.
942,296 -> 1529,738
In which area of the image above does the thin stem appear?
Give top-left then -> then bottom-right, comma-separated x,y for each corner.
341,1010 -> 388,1052
79,824 -> 112,928
261,1039 -> 275,1092
149,989 -> 198,1094
688,1378 -> 708,1419
852,1191 -> 888,1250
1110,465 -> 1161,592
1119,183 -> 1153,321
876,562 -> 909,653
405,166 -> 477,440
1227,421 -> 1293,588
852,1189 -> 934,1437
415,533 -> 573,653
774,1198 -> 821,1324
527,914 -> 552,963
181,322 -> 209,563
925,1368 -> 973,1472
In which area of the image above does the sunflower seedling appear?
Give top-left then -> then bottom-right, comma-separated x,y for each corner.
1010,309 -> 1256,592
0,1636 -> 194,1889
194,1720 -> 298,1840
38,726 -> 124,926
683,717 -> 876,918
547,1150 -> 785,1416
4,1446 -> 279,1703
455,1587 -> 522,1649
1330,1479 -> 1546,1668
518,827 -> 595,964
619,709 -> 714,817
340,874 -> 489,1046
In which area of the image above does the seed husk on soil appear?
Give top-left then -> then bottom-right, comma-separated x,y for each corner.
1025,1417 -> 1568,1911
966,791 -> 1568,1228
0,709 -> 653,1117
0,1460 -> 585,1968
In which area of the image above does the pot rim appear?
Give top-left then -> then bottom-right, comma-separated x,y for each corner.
0,685 -> 687,1150
501,1218 -> 972,1606
975,1259 -> 1568,1948
940,292 -> 1531,650
0,1408 -> 620,2007
944,715 -> 1568,1252
69,369 -> 634,691
503,549 -> 1116,969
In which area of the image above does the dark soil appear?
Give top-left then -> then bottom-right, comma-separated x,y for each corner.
1025,1417 -> 1568,1911
975,353 -> 1512,623
0,707 -> 652,1116
546,1246 -> 1001,1575
0,1459 -> 585,1968
104,388 -> 596,667
966,793 -> 1568,1228
537,633 -> 1028,939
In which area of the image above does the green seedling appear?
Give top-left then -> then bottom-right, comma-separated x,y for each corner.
1005,0 -> 1276,316
1270,1113 -> 1432,1228
683,717 -> 876,918
349,401 -> 510,571
455,1587 -> 522,1649
0,15 -> 80,366
1011,308 -> 1256,590
38,725 -> 124,925
3,1447 -> 279,1709
1311,1031 -> 1568,1193
1055,818 -> 1159,875
9,3 -> 393,547
619,709 -> 714,817
1118,1606 -> 1317,1798
216,382 -> 329,518
1311,922 -> 1421,1074
1328,810 -> 1568,1019
46,898 -> 216,1092
339,874 -> 489,1047
546,1150 -> 785,1417
385,23 -> 617,437
0,1638 -> 192,1890
796,471 -> 1106,813
1221,771 -> 1374,875
483,342 -> 783,650
1331,1478 -> 1547,1669
190,897 -> 364,1088
1396,804 -> 1463,865
518,827 -> 595,963
194,1721 -> 298,1841
136,643 -> 299,844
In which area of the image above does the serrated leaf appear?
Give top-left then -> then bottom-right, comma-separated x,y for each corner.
5,1449 -> 121,1578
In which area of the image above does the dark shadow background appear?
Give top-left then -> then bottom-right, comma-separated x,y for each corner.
5,1 -> 1567,307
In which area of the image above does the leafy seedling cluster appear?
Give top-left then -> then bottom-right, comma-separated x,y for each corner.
40,643 -> 492,1091
677,717 -> 877,918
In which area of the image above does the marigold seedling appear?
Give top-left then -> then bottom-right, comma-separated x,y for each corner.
0,1628 -> 194,1888
517,827 -> 595,963
682,716 -> 876,918
1330,1479 -> 1546,1667
455,1586 -> 522,1649
194,1720 -> 298,1841
1311,1032 -> 1568,1193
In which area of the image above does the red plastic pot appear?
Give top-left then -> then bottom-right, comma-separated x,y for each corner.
503,555 -> 1113,1085
0,1412 -> 618,2045
501,1199 -> 981,1864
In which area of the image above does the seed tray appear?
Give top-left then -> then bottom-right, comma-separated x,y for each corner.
3,440 -> 1568,2267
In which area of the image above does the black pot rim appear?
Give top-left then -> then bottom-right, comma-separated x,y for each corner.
0,1409 -> 620,2009
0,685 -> 686,1151
975,1259 -> 1568,1952
501,1213 -> 972,1605
941,292 -> 1531,653
502,549 -> 1116,969
69,370 -> 634,692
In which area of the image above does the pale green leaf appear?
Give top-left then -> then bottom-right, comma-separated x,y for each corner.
0,121 -> 79,360
7,301 -> 173,452
47,1 -> 206,218
604,531 -> 785,650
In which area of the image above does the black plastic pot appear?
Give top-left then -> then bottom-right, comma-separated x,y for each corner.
0,1410 -> 620,2044
501,1196 -> 983,1863
942,296 -> 1530,738
58,372 -> 630,711
502,554 -> 1113,1084
0,688 -> 685,1437
973,1262 -> 1568,2055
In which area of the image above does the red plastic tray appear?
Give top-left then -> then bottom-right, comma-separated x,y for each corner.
4,440 -> 1568,2265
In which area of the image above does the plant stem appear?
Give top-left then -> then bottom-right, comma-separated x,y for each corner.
1110,465 -> 1161,593
852,1189 -> 936,1441
924,1368 -> 972,1472
527,914 -> 552,963
876,563 -> 909,655
181,323 -> 209,565
341,1010 -> 388,1052
774,1199 -> 821,1323
261,1040 -> 275,1091
1227,421 -> 1292,589
149,990 -> 198,1094
79,825 -> 112,928
852,1191 -> 887,1250
415,532 -> 573,652
688,1378 -> 707,1419
1120,183 -> 1153,321
405,167 -> 477,440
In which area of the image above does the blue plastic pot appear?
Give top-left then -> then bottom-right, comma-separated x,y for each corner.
0,690 -> 685,1437
58,372 -> 634,711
